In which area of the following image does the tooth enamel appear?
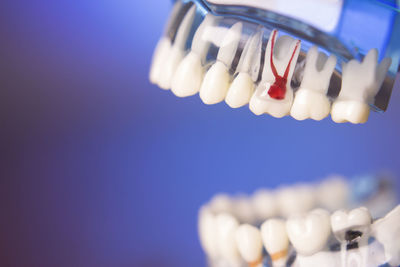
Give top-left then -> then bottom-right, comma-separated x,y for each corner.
331,49 -> 391,124
331,207 -> 372,241
234,195 -> 256,224
277,185 -> 316,218
249,30 -> 301,118
235,224 -> 263,266
286,208 -> 331,256
261,219 -> 289,266
200,22 -> 243,105
251,189 -> 278,221
290,46 -> 336,121
209,193 -> 233,214
171,15 -> 216,97
216,213 -> 241,265
225,31 -> 263,108
372,205 -> 400,266
149,1 -> 182,85
198,206 -> 219,259
158,6 -> 196,90
316,175 -> 349,211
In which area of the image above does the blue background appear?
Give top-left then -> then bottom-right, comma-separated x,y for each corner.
1,1 -> 399,266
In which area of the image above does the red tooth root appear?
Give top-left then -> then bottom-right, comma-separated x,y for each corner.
267,30 -> 300,100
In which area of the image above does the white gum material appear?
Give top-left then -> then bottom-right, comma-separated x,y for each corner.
200,22 -> 243,105
171,14 -> 216,97
235,224 -> 263,266
249,30 -> 301,118
261,219 -> 289,267
226,31 -> 263,108
149,1 -> 182,84
286,208 -> 331,256
372,205 -> 400,266
198,206 -> 220,260
331,49 -> 391,124
290,46 -> 337,121
158,6 -> 196,90
216,213 -> 242,266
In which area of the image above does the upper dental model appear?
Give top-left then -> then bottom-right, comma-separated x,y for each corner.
249,30 -> 301,118
331,49 -> 392,124
290,46 -> 337,121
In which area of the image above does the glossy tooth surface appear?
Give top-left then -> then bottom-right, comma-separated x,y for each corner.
316,175 -> 349,211
330,207 -> 372,242
216,213 -> 241,265
261,219 -> 289,266
249,31 -> 301,118
171,14 -> 216,97
290,46 -> 336,121
158,6 -> 196,89
251,189 -> 278,221
200,23 -> 242,105
235,224 -> 263,264
331,49 -> 391,124
198,206 -> 219,259
277,185 -> 315,218
286,209 -> 331,256
372,205 -> 400,266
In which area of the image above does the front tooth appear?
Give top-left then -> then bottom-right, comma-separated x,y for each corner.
251,189 -> 278,222
200,22 -> 243,105
330,207 -> 372,242
235,224 -> 263,266
171,14 -> 216,97
261,219 -> 289,266
276,185 -> 316,218
249,30 -> 301,118
316,175 -> 349,211
198,206 -> 219,260
290,46 -> 336,121
216,213 -> 241,265
372,205 -> 400,266
331,49 -> 391,124
149,1 -> 182,84
158,6 -> 196,90
286,209 -> 331,256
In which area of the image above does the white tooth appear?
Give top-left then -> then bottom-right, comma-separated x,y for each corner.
171,14 -> 216,97
235,224 -> 263,266
216,213 -> 241,265
149,1 -> 182,84
251,189 -> 278,221
331,207 -> 372,241
290,46 -> 336,121
198,206 -> 219,259
261,219 -> 289,266
249,30 -> 301,118
158,6 -> 196,90
316,175 -> 349,211
226,31 -> 262,108
234,195 -> 256,224
331,49 -> 391,124
200,22 -> 243,105
276,185 -> 316,218
209,193 -> 233,214
286,208 -> 331,256
372,205 -> 400,266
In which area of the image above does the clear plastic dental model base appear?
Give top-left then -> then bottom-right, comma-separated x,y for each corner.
150,0 -> 400,124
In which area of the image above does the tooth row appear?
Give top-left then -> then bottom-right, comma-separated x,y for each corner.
150,7 -> 392,124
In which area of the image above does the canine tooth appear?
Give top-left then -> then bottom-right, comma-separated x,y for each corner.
372,205 -> 400,266
277,185 -> 316,218
226,31 -> 262,108
331,49 -> 391,124
198,206 -> 219,259
149,1 -> 182,84
286,209 -> 331,256
216,213 -> 241,265
290,46 -> 336,121
249,30 -> 301,118
235,224 -> 263,266
171,14 -> 216,97
158,6 -> 196,89
251,189 -> 278,221
316,175 -> 349,211
261,219 -> 289,266
200,22 -> 243,105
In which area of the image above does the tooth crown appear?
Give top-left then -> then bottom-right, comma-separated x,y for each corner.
216,213 -> 241,264
235,224 -> 263,263
331,207 -> 372,241
261,219 -> 289,255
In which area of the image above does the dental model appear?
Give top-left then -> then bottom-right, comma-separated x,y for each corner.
157,5 -> 197,89
331,49 -> 392,124
249,30 -> 301,118
261,219 -> 289,267
199,22 -> 243,104
198,206 -> 220,261
251,189 -> 278,222
225,30 -> 263,108
290,46 -> 337,121
171,14 -> 216,97
276,185 -> 316,218
316,175 -> 350,211
216,213 -> 242,266
235,224 -> 263,267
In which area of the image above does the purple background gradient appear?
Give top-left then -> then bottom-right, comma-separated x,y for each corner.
1,1 -> 399,266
